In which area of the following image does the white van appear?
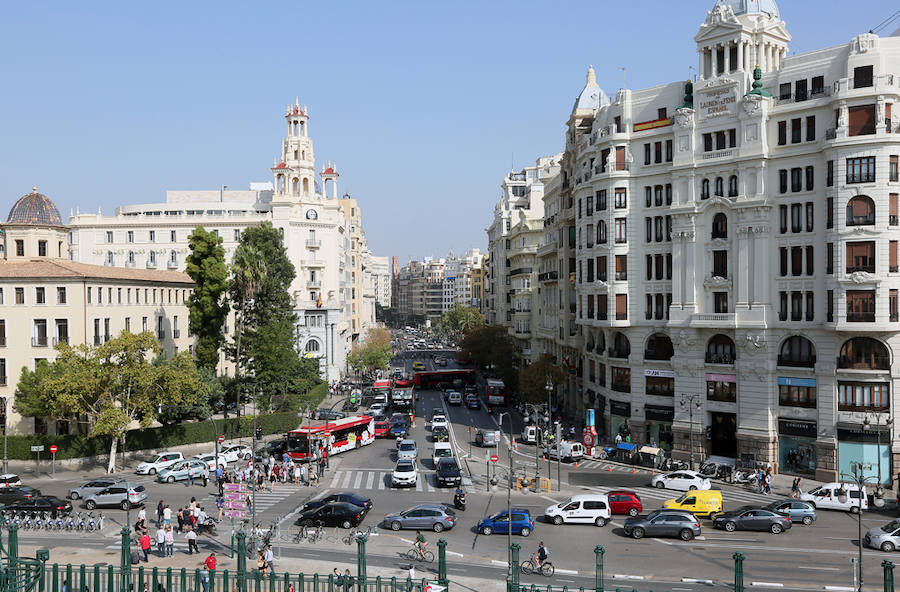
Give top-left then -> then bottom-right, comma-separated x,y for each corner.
545,441 -> 585,462
521,425 -> 538,444
543,494 -> 611,526
433,442 -> 453,467
801,482 -> 869,513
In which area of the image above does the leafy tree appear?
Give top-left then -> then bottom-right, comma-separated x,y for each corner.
459,325 -> 519,393
185,226 -> 229,372
14,360 -> 57,419
347,327 -> 393,377
519,353 -> 568,404
228,242 -> 266,417
437,305 -> 484,338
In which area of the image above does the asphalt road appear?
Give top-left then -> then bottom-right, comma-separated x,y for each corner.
12,349 -> 896,591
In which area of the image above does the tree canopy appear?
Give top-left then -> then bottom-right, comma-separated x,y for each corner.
519,353 -> 568,404
459,325 -> 519,393
185,226 -> 229,371
437,305 -> 484,338
347,327 -> 393,377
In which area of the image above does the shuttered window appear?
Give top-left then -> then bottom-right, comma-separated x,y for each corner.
615,294 -> 627,320
891,241 -> 898,272
846,241 -> 875,273
848,105 -> 876,136
891,194 -> 898,225
615,255 -> 627,280
615,147 -> 625,170
598,295 -> 608,320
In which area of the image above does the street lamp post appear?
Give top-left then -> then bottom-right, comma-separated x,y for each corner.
680,394 -> 702,471
838,462 -> 877,592
863,413 -> 893,504
499,412 -> 513,582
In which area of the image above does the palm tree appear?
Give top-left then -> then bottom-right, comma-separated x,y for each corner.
230,244 -> 266,416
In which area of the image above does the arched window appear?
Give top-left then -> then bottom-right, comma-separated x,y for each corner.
610,332 -> 630,358
714,177 -> 724,197
305,339 -> 321,353
597,220 -> 607,244
706,334 -> 735,364
701,179 -> 710,200
839,337 -> 889,370
847,195 -> 875,226
728,175 -> 738,197
291,178 -> 299,195
596,331 -> 606,354
778,336 -> 816,367
712,213 -> 728,239
586,332 -> 595,353
302,178 -> 310,196
645,333 -> 674,361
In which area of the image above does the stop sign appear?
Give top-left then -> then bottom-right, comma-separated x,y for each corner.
49,445 -> 58,454
218,435 -> 225,443
490,454 -> 499,463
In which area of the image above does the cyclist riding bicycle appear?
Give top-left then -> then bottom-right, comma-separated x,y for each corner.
533,541 -> 548,568
414,530 -> 427,559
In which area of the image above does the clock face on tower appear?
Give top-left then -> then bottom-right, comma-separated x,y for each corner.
306,209 -> 318,220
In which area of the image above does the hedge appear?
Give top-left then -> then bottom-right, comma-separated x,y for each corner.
6,381 -> 330,461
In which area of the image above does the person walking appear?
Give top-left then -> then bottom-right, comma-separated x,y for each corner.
164,526 -> 174,557
202,468 -> 209,488
176,508 -> 185,533
763,471 -> 772,495
186,527 -> 199,555
156,527 -> 166,557
263,544 -> 274,572
791,477 -> 802,499
163,504 -> 172,527
294,463 -> 302,485
299,463 -> 307,486
216,495 -> 224,521
139,532 -> 152,562
188,466 -> 195,487
156,501 -> 165,528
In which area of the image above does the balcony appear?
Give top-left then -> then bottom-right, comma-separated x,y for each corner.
847,312 -> 876,322
837,355 -> 891,370
608,348 -> 629,359
615,312 -> 627,320
702,149 -> 734,161
52,336 -> 69,346
705,352 -> 735,364
777,355 -> 816,368
538,271 -> 559,282
306,239 -> 321,248
306,259 -> 326,267
307,280 -> 322,289
848,173 -> 876,184
644,350 -> 674,361
846,264 -> 875,274
31,337 -> 48,347
615,272 -> 627,281
509,267 -> 533,277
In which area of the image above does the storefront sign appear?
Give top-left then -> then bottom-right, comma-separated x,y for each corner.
698,86 -> 737,119
706,373 -> 737,383
645,405 -> 674,422
778,419 -> 817,438
645,369 -> 675,378
610,400 -> 631,417
777,377 -> 817,387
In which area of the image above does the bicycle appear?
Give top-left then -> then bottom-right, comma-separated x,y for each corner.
342,525 -> 371,545
404,545 -> 434,563
520,558 -> 555,577
303,521 -> 324,544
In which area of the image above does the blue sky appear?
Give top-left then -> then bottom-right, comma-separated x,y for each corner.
0,1 -> 894,263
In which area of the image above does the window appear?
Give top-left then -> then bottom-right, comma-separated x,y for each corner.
806,115 -> 816,141
614,116 -> 622,133
891,156 -> 899,182
703,133 -> 713,152
645,218 -> 652,243
779,248 -> 788,276
779,83 -> 791,100
706,335 -> 735,364
615,146 -> 626,170
105,231 -> 113,243
847,290 -> 876,322
701,179 -> 710,200
614,188 -> 627,208
666,254 -> 672,279
598,294 -> 608,320
805,246 -> 814,276
891,194 -> 899,226
827,197 -> 834,228
644,144 -> 651,165
715,131 -> 725,150
805,202 -> 814,232
847,195 -> 875,226
713,250 -> 728,277
665,139 -> 673,162
827,290 -> 834,322
615,255 -> 627,281
853,65 -> 874,89
714,292 -> 728,313
645,294 -> 652,319
126,231 -> 134,243
891,241 -> 898,273
728,128 -> 736,148
779,336 -> 816,367
779,170 -> 788,194
847,157 -> 876,184
170,230 -> 177,242
665,184 -> 672,205
826,242 -> 834,274
791,203 -> 802,232
827,160 -> 834,187
707,379 -> 736,402
715,177 -> 724,197
791,118 -> 801,143
56,287 -> 66,304
611,367 -> 630,393
655,217 -> 663,242
655,185 -> 663,206
596,220 -> 607,244
37,240 -> 46,257
614,219 -> 627,243
791,291 -> 802,321
777,120 -> 787,145
839,382 -> 889,412
14,288 -> 24,305
779,205 -> 788,233
849,105 -> 877,136
728,175 -> 738,197
779,292 -> 788,320
15,240 -> 23,257
35,287 -> 45,305
790,168 -> 802,192
655,255 -> 663,280
615,294 -> 627,320
646,376 -> 674,397
645,187 -> 652,208
586,195 -> 593,216
806,291 -> 814,321
654,142 -> 662,164
780,384 -> 816,408
892,289 -> 899,322
791,246 -> 803,276
805,166 -> 814,191
597,190 -> 607,211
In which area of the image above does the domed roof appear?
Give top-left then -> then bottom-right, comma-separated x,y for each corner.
716,0 -> 778,17
7,187 -> 64,226
573,65 -> 611,111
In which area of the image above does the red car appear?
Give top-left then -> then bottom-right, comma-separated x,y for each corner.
374,422 -> 391,438
607,490 -> 642,516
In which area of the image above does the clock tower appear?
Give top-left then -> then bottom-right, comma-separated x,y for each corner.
271,100 -> 317,202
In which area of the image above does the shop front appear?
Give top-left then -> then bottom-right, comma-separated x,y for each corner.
778,419 -> 817,476
610,399 -> 631,442
645,404 -> 674,451
837,424 -> 892,486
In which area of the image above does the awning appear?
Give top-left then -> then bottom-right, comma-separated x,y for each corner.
616,443 -> 637,451
639,446 -> 661,455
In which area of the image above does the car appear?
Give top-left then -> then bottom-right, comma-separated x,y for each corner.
220,444 -> 253,463
392,460 -> 418,487
544,494 -> 611,527
295,502 -> 369,529
431,415 -> 448,430
83,483 -> 147,510
435,458 -> 462,487
4,496 -> 72,518
0,474 -> 22,488
134,451 -> 184,475
314,408 -> 346,421
368,403 -> 387,416
477,508 -> 534,536
434,357 -> 447,367
412,362 -> 426,371
431,408 -> 444,420
442,390 -> 459,401
475,429 -> 500,447
447,392 -> 462,405
374,421 -> 392,438
607,490 -> 643,517
431,425 -> 450,442
372,414 -> 388,424
397,439 -> 418,461
767,500 -> 816,525
713,507 -> 792,534
194,453 -> 228,471
544,442 -> 585,462
865,519 -> 900,552
69,479 -> 124,501
623,510 -> 701,541
650,471 -> 711,492
384,504 -> 456,533
801,482 -> 868,513
0,486 -> 41,503
662,490 -> 724,518
157,459 -> 210,484
465,395 -> 480,410
389,421 -> 409,439
302,492 -> 373,512
432,442 -> 453,466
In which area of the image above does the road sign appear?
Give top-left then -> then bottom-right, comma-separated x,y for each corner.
30,445 -> 44,453
224,510 -> 247,519
218,435 -> 225,443
490,454 -> 499,463
49,445 -> 58,454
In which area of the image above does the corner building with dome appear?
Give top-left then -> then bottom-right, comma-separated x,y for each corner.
534,0 -> 900,483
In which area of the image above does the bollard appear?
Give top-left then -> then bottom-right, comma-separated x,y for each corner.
884,560 -> 895,592
595,545 -> 605,592
437,538 -> 448,586
357,531 -> 368,586
236,530 -> 247,590
119,526 -> 131,592
509,542 -> 521,592
733,552 -> 745,592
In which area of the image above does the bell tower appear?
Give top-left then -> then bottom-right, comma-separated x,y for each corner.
272,100 -> 317,199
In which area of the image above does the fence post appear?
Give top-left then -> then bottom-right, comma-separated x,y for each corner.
509,542 -> 521,592
119,527 -> 131,592
883,560 -> 895,592
733,552 -> 745,592
437,538 -> 448,587
594,545 -> 605,592
236,531 -> 247,590
7,523 -> 18,569
357,533 -> 368,586
106,565 -> 113,592
36,549 -> 49,592
93,564 -> 100,592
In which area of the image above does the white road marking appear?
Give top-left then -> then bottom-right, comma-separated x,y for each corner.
415,478 -> 423,492
682,578 -> 714,584
823,587 -> 854,591
491,560 -> 507,566
446,550 -> 464,557
555,568 -> 579,575
329,471 -> 342,488
341,471 -> 353,488
353,471 -> 363,489
613,575 -> 645,580
751,583 -> 784,588
365,471 -> 375,489
798,567 -> 840,572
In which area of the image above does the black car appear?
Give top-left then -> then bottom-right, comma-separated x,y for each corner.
5,496 -> 72,518
0,486 -> 42,504
315,408 -> 346,421
435,458 -> 462,487
712,507 -> 792,534
302,492 -> 373,512
295,502 -> 369,529
431,426 -> 450,442
254,440 -> 286,462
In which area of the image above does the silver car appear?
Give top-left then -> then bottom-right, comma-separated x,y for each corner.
383,504 -> 457,532
69,478 -> 124,500
157,459 -> 210,483
83,483 -> 147,510
397,439 -> 418,461
865,519 -> 900,552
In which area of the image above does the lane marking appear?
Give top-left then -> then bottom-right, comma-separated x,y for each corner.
613,575 -> 645,580
329,471 -> 341,488
491,560 -> 507,566
446,550 -> 464,558
341,471 -> 353,488
555,568 -> 579,575
797,567 -> 840,572
365,471 -> 374,489
378,473 -> 386,490
823,587 -> 854,591
751,583 -> 784,588
682,578 -> 714,584
353,471 -> 363,489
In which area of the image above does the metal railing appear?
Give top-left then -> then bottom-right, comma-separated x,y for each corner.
776,355 -> 816,368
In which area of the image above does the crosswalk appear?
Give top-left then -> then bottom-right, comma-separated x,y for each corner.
325,469 -> 473,493
199,486 -> 303,517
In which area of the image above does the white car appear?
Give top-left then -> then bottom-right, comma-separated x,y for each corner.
397,439 -> 418,461
219,444 -> 253,463
431,415 -> 449,430
193,453 -> 228,471
369,403 -> 387,416
392,459 -> 418,487
135,451 -> 184,475
650,470 -> 712,492
447,392 -> 462,405
544,441 -> 586,462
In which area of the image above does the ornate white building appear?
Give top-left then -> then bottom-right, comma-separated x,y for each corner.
69,102 -> 385,382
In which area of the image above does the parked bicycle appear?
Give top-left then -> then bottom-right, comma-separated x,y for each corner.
520,558 -> 555,577
341,525 -> 371,545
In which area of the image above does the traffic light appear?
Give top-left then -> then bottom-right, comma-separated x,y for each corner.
255,427 -> 263,441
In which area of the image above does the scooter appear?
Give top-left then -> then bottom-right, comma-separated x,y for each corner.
453,490 -> 466,511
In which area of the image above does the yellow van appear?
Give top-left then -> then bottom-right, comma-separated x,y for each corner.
662,490 -> 724,518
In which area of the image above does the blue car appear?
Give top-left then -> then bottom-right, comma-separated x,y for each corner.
767,500 -> 816,525
390,422 -> 409,438
477,508 -> 534,537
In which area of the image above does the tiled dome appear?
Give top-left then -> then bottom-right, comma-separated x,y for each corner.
7,187 -> 63,226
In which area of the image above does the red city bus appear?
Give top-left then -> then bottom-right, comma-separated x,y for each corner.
373,380 -> 392,396
483,378 -> 507,406
285,415 -> 375,461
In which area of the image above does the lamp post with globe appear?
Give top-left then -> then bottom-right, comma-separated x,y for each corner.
837,462 -> 877,592
863,413 -> 893,504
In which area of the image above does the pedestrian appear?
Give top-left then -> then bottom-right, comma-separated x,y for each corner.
343,569 -> 354,590
188,466 -> 195,487
176,508 -> 185,533
294,463 -> 302,485
299,463 -> 307,486
165,526 -> 174,557
257,551 -> 268,575
216,495 -> 224,521
615,433 -> 623,445
270,465 -> 278,491
204,551 -> 217,573
309,465 -> 319,487
763,471 -> 772,495
202,469 -> 209,488
156,501 -> 165,528
323,447 -> 329,469
163,504 -> 172,527
156,527 -> 166,557
139,532 -> 152,562
62,580 -> 68,592
199,568 -> 210,592
264,544 -> 274,571
138,506 -> 147,524
791,477 -> 802,498
186,527 -> 199,555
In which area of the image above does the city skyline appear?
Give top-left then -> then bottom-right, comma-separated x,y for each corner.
2,1 -> 894,260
